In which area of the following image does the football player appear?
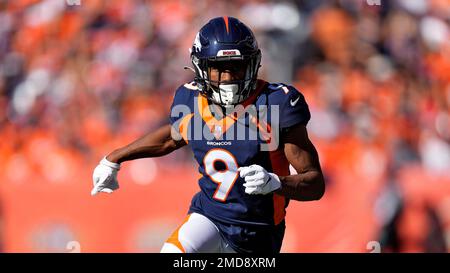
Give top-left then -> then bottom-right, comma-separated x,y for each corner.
92,17 -> 325,253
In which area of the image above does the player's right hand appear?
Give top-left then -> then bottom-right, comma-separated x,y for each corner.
91,156 -> 121,196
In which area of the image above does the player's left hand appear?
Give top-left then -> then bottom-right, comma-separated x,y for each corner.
238,165 -> 281,195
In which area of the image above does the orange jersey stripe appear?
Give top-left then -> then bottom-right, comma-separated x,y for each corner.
197,80 -> 268,138
269,149 -> 290,225
273,194 -> 286,225
178,113 -> 194,144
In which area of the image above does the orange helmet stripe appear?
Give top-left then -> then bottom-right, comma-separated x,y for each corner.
223,16 -> 230,34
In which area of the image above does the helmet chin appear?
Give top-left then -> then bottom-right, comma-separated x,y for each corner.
211,84 -> 241,107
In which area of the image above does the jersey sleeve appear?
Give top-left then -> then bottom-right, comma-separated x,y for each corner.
280,85 -> 311,129
168,83 -> 196,143
268,84 -> 311,129
169,84 -> 195,126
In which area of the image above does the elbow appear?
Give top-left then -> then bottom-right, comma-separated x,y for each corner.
162,138 -> 183,155
312,174 -> 325,201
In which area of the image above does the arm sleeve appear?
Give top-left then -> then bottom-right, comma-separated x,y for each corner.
169,85 -> 193,126
168,85 -> 195,143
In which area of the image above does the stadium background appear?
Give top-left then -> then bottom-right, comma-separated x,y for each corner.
0,0 -> 449,252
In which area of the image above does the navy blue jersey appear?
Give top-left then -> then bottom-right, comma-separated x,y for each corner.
169,80 -> 310,252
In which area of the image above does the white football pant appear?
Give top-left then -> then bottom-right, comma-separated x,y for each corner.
160,213 -> 236,253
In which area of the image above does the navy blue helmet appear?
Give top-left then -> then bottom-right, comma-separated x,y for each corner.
190,17 -> 261,107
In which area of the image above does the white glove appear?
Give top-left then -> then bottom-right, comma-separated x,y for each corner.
238,165 -> 281,195
91,157 -> 120,196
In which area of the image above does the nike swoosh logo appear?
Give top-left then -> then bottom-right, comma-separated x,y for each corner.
290,96 -> 300,106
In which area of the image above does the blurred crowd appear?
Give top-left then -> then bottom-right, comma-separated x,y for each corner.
0,0 -> 449,252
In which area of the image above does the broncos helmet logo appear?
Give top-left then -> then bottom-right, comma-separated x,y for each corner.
193,32 -> 202,53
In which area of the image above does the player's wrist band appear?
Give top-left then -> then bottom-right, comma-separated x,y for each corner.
101,156 -> 121,170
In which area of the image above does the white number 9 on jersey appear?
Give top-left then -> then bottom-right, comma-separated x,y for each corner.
203,149 -> 239,202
